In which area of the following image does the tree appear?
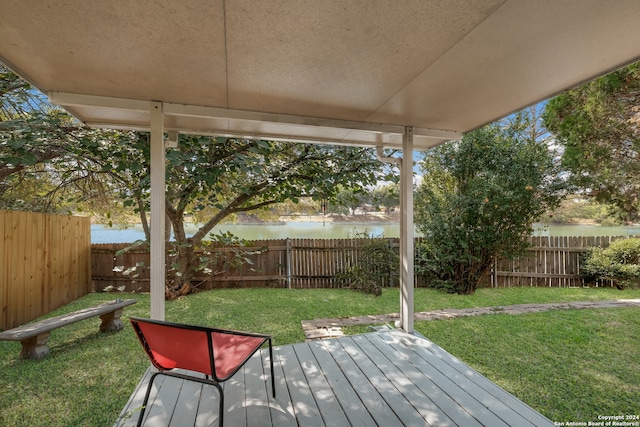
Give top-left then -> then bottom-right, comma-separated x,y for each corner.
1,65 -> 66,182
332,185 -> 369,215
414,115 -> 567,294
543,61 -> 640,221
89,134 -> 388,297
372,182 -> 399,213
1,65 -> 123,216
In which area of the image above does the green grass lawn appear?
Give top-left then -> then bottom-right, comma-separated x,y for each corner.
0,287 -> 638,426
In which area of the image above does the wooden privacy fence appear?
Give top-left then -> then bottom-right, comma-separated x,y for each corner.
484,235 -> 629,288
91,235 -> 631,292
0,210 -> 91,330
92,238 -> 379,291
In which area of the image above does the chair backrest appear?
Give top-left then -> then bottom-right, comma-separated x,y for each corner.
130,317 -> 269,381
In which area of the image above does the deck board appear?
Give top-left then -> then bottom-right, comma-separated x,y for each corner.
366,333 -> 483,427
116,329 -> 555,426
379,332 -> 509,427
194,378 -> 218,427
293,342 -> 351,426
278,344 -> 324,426
340,335 -> 439,426
244,352 -> 271,427
170,377 -> 202,426
394,332 -> 552,427
308,340 -> 377,427
263,348 -> 297,427
353,333 -> 460,426
320,337 -> 403,426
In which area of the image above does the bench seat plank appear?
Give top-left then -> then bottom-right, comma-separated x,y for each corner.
0,299 -> 136,359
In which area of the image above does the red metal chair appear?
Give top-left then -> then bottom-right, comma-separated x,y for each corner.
130,317 -> 275,427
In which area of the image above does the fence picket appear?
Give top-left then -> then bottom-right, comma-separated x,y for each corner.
0,210 -> 91,330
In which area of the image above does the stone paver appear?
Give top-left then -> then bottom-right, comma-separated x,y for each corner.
302,298 -> 640,340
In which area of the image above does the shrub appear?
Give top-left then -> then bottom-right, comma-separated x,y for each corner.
414,123 -> 567,294
581,237 -> 640,289
335,236 -> 398,296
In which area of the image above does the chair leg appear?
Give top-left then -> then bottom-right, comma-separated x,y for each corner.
217,383 -> 224,427
137,371 -> 161,427
269,339 -> 276,398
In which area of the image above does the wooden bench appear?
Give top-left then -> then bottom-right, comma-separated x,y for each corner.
0,299 -> 137,360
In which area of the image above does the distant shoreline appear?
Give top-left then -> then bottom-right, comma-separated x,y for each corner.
251,212 -> 400,224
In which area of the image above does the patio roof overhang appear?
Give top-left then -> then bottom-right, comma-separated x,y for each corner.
2,1 -> 640,148
2,0 -> 640,331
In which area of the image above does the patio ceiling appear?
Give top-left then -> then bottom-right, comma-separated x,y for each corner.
2,0 -> 640,149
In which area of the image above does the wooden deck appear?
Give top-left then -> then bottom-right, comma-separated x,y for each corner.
115,329 -> 554,426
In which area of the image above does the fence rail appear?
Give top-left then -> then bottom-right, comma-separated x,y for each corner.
1,210 -> 91,330
91,235 -> 630,292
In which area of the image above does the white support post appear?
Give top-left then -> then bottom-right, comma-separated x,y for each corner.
150,102 -> 166,320
399,126 -> 415,333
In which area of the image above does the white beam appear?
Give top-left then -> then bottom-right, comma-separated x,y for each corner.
48,91 -> 150,112
47,92 -> 461,149
149,101 -> 165,320
399,126 -> 415,333
163,102 -> 408,135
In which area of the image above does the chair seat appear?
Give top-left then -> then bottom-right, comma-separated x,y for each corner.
130,317 -> 275,427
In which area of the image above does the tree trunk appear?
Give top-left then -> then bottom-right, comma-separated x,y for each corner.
164,207 -> 201,299
165,240 -> 199,299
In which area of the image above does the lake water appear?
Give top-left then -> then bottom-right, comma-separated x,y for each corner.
91,222 -> 402,243
91,221 -> 640,243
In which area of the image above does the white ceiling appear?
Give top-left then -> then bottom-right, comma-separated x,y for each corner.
1,0 -> 640,149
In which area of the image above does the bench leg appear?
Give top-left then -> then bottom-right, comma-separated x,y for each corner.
20,333 -> 50,360
100,308 -> 124,332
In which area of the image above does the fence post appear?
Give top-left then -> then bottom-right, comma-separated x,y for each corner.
492,257 -> 497,288
286,237 -> 292,289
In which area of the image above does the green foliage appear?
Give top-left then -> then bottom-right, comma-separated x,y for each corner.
581,237 -> 640,289
335,235 -> 399,295
268,198 -> 320,217
543,61 -> 640,221
169,232 -> 266,292
1,65 -> 135,216
415,118 -> 568,294
541,195 -> 619,225
371,182 -> 399,213
332,185 -> 368,215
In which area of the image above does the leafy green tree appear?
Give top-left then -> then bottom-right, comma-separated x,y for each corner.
1,65 -> 124,216
543,62 -> 640,221
414,116 -> 568,294
89,134 -> 387,297
372,182 -> 399,213
1,65 -> 65,182
333,185 -> 369,215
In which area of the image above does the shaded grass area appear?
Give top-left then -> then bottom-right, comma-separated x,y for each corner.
0,287 -> 638,426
